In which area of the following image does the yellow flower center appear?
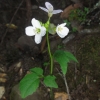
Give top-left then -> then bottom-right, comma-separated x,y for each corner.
34,28 -> 41,34
58,26 -> 62,32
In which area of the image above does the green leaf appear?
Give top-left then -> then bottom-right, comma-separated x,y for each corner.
19,73 -> 40,98
48,23 -> 56,35
53,50 -> 69,75
43,62 -> 49,66
44,20 -> 50,29
64,51 -> 78,63
53,50 -> 78,75
30,67 -> 43,76
43,75 -> 58,88
53,50 -> 70,64
64,20 -> 71,27
60,63 -> 68,75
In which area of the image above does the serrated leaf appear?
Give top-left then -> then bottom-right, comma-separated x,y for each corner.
30,67 -> 43,76
19,73 -> 40,98
64,51 -> 78,63
60,63 -> 68,75
53,50 -> 70,64
43,75 -> 58,88
53,50 -> 78,75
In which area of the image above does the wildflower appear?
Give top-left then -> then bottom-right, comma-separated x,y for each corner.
39,2 -> 63,17
25,18 -> 46,44
56,23 -> 69,38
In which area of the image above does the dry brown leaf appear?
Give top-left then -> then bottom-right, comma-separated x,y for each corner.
0,73 -> 7,78
2,96 -> 6,100
19,68 -> 23,76
0,78 -> 7,83
60,3 -> 82,19
41,37 -> 46,53
54,92 -> 68,100
0,68 -> 5,72
0,64 -> 6,72
0,86 -> 5,99
6,24 -> 18,29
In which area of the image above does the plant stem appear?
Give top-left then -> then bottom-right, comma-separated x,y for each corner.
46,18 -> 54,100
46,18 -> 53,75
46,31 -> 53,74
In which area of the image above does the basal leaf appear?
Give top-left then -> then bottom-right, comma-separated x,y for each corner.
19,73 -> 40,98
43,75 -> 58,88
30,67 -> 43,76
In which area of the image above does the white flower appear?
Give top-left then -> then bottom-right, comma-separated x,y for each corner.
25,18 -> 46,44
39,2 -> 63,17
56,23 -> 69,38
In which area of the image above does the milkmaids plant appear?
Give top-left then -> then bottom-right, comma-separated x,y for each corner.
19,2 -> 78,98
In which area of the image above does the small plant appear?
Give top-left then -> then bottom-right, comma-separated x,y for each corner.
64,19 -> 78,32
19,2 -> 78,99
64,7 -> 89,33
69,7 -> 89,22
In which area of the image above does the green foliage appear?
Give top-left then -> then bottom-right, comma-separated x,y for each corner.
64,19 -> 78,33
19,73 -> 40,98
48,23 -> 56,35
64,20 -> 71,27
53,50 -> 78,75
43,62 -> 49,67
44,20 -> 50,29
64,51 -> 78,63
57,44 -> 64,49
69,7 -> 89,22
64,7 -> 89,33
72,27 -> 77,32
43,75 -> 58,88
30,67 -> 43,76
19,67 -> 58,98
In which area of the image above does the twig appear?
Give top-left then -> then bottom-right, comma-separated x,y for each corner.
25,0 -> 32,25
0,0 -> 25,45
63,74 -> 71,100
56,68 -> 71,100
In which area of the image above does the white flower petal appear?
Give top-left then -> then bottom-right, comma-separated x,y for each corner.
45,2 -> 53,12
60,27 -> 69,37
25,26 -> 35,36
41,26 -> 46,36
57,32 -> 65,38
31,18 -> 41,28
56,25 -> 69,38
56,28 -> 65,38
35,34 -> 42,44
59,23 -> 66,27
39,7 -> 48,12
53,10 -> 63,14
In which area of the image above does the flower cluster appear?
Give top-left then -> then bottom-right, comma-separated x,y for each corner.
25,2 -> 69,44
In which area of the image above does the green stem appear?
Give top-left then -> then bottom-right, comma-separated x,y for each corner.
46,18 -> 53,75
46,18 -> 54,100
46,31 -> 53,75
